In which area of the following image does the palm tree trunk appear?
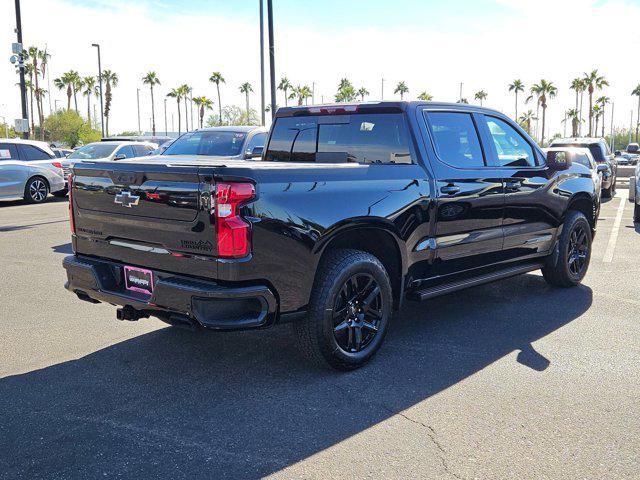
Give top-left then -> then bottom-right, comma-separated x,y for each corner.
184,99 -> 189,132
29,86 -> 35,136
515,91 -> 518,119
579,92 -> 584,136
177,99 -> 181,134
246,92 -> 250,122
199,106 -> 204,128
216,84 -> 222,125
284,87 -> 288,107
87,93 -> 91,128
535,103 -> 540,141
637,97 -> 640,142
588,91 -> 593,137
150,86 -> 156,135
105,114 -> 109,137
601,107 -> 606,138
73,87 -> 78,114
541,106 -> 547,146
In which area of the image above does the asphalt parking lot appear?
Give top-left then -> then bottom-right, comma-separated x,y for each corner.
0,186 -> 638,479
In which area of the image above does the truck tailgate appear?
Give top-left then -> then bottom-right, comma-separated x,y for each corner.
70,160 -> 219,278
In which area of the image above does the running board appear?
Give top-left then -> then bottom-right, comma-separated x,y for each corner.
408,262 -> 544,301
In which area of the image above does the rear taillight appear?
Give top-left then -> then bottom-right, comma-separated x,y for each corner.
215,182 -> 255,258
52,161 -> 63,169
68,174 -> 75,234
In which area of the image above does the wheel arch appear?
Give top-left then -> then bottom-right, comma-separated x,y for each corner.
313,221 -> 407,310
567,192 -> 597,231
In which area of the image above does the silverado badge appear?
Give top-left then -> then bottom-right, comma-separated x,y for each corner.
114,191 -> 140,208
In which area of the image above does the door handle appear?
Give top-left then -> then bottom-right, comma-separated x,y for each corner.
440,185 -> 460,195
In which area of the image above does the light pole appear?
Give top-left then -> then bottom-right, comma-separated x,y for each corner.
459,82 -> 463,102
259,0 -> 265,125
136,87 -> 141,133
91,43 -> 104,137
267,0 -> 276,120
312,82 -> 315,105
54,99 -> 60,111
609,102 -> 615,151
164,98 -> 168,136
14,0 -> 29,139
381,78 -> 384,100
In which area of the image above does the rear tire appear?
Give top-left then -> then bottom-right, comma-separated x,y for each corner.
542,211 -> 592,287
602,183 -> 613,198
293,249 -> 393,371
23,177 -> 49,204
53,188 -> 68,198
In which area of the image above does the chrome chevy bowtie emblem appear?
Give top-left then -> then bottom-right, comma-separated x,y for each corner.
114,191 -> 140,208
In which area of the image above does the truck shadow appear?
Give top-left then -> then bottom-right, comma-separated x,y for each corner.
0,274 -> 592,479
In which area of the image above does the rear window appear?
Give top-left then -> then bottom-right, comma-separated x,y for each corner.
69,143 -> 117,160
163,131 -> 247,157
627,144 -> 639,153
265,113 -> 413,164
553,143 -> 605,162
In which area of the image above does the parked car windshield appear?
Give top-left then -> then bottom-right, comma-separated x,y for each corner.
68,143 -> 118,160
162,131 -> 247,156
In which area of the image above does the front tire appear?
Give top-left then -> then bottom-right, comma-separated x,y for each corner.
293,249 -> 393,371
24,177 -> 49,204
542,211 -> 592,287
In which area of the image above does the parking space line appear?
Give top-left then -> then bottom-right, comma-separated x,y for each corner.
603,194 -> 626,263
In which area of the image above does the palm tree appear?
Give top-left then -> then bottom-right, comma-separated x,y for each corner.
518,110 -> 536,135
38,48 -> 50,116
297,85 -> 312,105
569,78 -> 587,136
417,92 -> 433,101
24,63 -> 35,134
101,69 -> 118,137
193,96 -> 213,128
474,90 -> 488,106
596,96 -> 610,138
209,72 -> 225,124
335,78 -> 357,102
239,82 -> 254,123
592,104 -> 602,137
583,70 -> 609,137
632,84 -> 640,142
508,79 -> 524,119
27,47 -> 44,131
531,79 -> 557,146
564,108 -> 580,137
278,77 -> 292,107
178,84 -> 191,131
53,71 -> 74,111
34,87 -> 47,139
166,87 -> 183,134
82,76 -> 97,126
67,70 -> 82,114
456,98 -> 469,104
357,87 -> 369,101
142,72 -> 161,135
526,84 -> 542,141
394,81 -> 409,100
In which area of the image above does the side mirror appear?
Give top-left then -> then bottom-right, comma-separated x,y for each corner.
245,146 -> 263,159
614,150 -> 621,156
596,163 -> 609,173
546,150 -> 571,171
114,153 -> 126,161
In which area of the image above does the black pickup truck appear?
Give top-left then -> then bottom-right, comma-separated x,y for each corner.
63,102 -> 599,370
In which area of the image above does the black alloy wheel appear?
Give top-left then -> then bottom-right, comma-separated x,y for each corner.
567,224 -> 589,277
332,273 -> 383,353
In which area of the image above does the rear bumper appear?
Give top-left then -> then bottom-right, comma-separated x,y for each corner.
63,255 -> 278,330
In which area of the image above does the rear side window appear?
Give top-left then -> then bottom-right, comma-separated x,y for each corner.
573,152 -> 593,169
485,117 -> 535,167
18,144 -> 53,160
425,112 -> 484,168
0,143 -> 19,160
133,145 -> 152,157
116,145 -> 135,159
265,113 -> 413,164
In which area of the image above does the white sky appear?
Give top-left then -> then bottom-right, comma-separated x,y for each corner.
1,0 -> 639,137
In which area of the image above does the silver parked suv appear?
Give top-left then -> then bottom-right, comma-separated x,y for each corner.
0,138 -> 66,203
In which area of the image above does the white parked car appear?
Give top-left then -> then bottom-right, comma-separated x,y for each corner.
59,141 -> 157,194
629,163 -> 640,222
0,138 -> 66,203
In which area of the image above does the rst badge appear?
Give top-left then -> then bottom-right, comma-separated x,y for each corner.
114,191 -> 140,208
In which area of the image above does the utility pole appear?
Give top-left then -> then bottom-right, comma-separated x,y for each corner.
164,98 -> 167,136
189,91 -> 194,131
14,0 -> 29,139
171,114 -> 174,133
136,88 -> 141,133
259,0 -> 265,125
267,0 -> 276,120
91,43 -> 104,137
459,82 -> 463,102
381,78 -> 384,100
630,110 -> 633,144
312,82 -> 315,105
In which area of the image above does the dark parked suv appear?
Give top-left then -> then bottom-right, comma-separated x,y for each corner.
63,102 -> 599,370
551,137 -> 617,197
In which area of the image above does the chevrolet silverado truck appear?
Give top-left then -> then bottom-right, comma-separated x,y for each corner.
63,102 -> 599,370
